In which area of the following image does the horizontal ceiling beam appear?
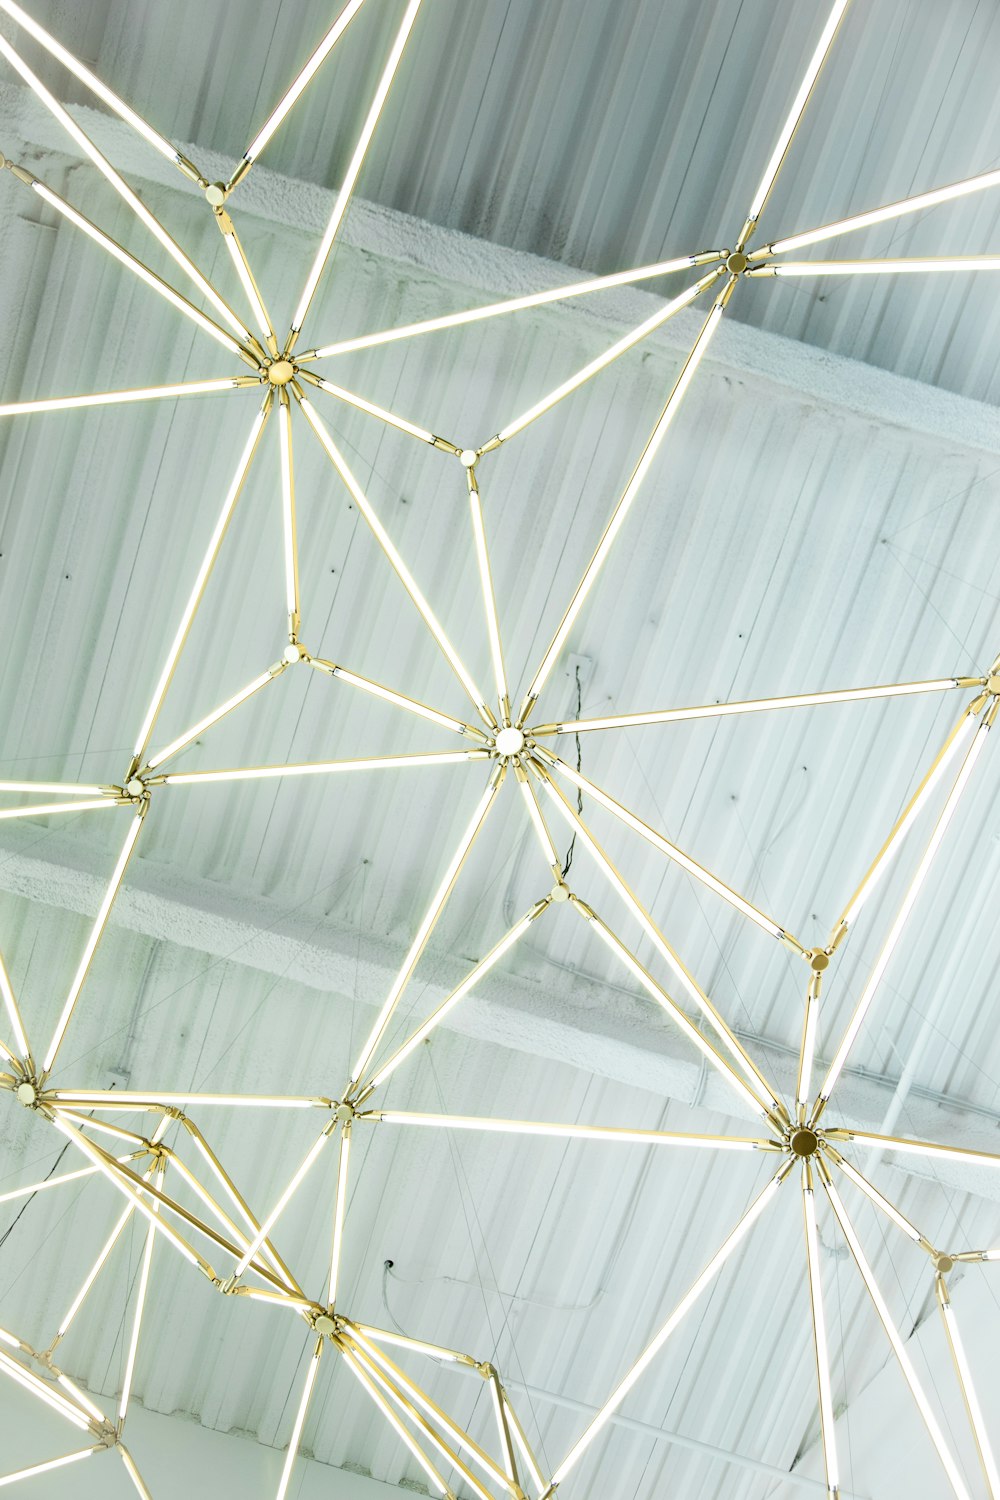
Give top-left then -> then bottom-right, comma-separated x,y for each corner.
2,83 -> 1000,458
0,827 -> 997,1207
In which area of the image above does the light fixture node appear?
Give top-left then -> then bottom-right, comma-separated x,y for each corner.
988,674 -> 1000,695
550,883 -> 571,903
494,727 -> 524,757
15,1081 -> 37,1106
282,642 -> 305,665
790,1127 -> 820,1158
726,250 -> 749,274
459,449 -> 478,468
266,359 -> 296,386
935,1253 -> 955,1274
204,182 -> 227,207
809,950 -> 830,972
313,1312 -> 336,1336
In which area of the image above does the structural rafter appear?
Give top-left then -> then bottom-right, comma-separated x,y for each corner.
1,0 -> 999,1495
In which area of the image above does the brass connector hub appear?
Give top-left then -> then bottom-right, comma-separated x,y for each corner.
789,1126 -> 820,1158
265,359 -> 295,386
725,251 -> 748,275
934,1252 -> 955,1274
15,1080 -> 37,1107
808,949 -> 830,973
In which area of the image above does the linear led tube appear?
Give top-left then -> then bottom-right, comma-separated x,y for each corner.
757,167 -> 1000,257
0,1447 -> 97,1487
307,251 -> 724,358
0,378 -> 250,419
372,1111 -> 771,1150
310,658 -> 473,737
818,717 -> 989,1104
802,1175 -> 839,1496
43,809 -> 146,1074
145,669 -> 280,771
533,677 -> 964,735
749,257 -> 1000,278
160,749 -> 485,785
549,1166 -> 788,1486
290,0 -> 423,337
937,1278 -> 1000,1498
276,1340 -> 324,1500
238,0 -> 368,172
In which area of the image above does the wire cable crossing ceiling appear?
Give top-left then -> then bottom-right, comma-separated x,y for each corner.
0,0 -> 998,1495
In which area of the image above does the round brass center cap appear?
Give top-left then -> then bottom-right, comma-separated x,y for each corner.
726,251 -> 748,274
314,1313 -> 336,1336
16,1081 -> 36,1106
495,727 -> 524,757
790,1127 -> 819,1158
267,359 -> 295,386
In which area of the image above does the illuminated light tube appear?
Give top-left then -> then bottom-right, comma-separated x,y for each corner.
0,1327 -> 19,1349
803,1180 -> 839,1495
536,678 -> 962,734
338,1343 -> 450,1498
276,1341 -> 323,1500
55,1375 -> 105,1425
550,1167 -> 787,1486
145,670 -> 277,771
0,1350 -> 93,1430
308,251 -> 723,357
0,0 -> 185,165
306,373 -> 436,445
278,392 -> 299,626
42,810 -> 146,1074
504,1391 -> 546,1497
518,771 -> 560,871
0,951 -> 30,1062
131,402 -> 271,761
822,1177 -> 972,1500
495,268 -> 721,451
234,1127 -> 334,1278
0,1448 -> 97,1487
0,797 -> 118,821
750,257 -> 1000,278
467,480 -> 509,708
328,1125 -> 352,1307
345,1326 -> 505,1493
833,1155 -> 923,1243
320,662 -> 470,737
819,717 -> 989,1102
0,780 -> 110,797
349,777 -> 502,1086
365,908 -> 543,1092
119,1446 -> 154,1500
521,293 -> 725,713
760,167 -> 1000,256
840,711 -> 977,930
297,396 -> 492,723
57,1196 -> 139,1338
290,0 -> 423,336
796,984 -> 819,1114
47,1089 -> 324,1109
840,1131 -> 1000,1170
0,32 -> 249,340
240,0 -> 368,167
373,1111 -> 770,1150
745,0 -> 851,223
160,749 -> 485,785
119,1185 -> 160,1423
222,230 -> 274,343
28,184 -> 245,357
0,378 -> 246,418
489,1372 -> 516,1484
545,752 -> 784,939
349,1322 -> 475,1367
937,1281 -> 1000,1498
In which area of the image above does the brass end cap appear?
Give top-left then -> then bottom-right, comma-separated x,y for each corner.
550,882 -> 571,903
809,950 -> 830,973
790,1127 -> 819,1158
266,359 -> 295,386
459,449 -> 478,468
725,251 -> 748,275
205,182 -> 227,207
988,673 -> 1000,695
935,1253 -> 955,1274
313,1312 -> 337,1336
15,1081 -> 36,1107
494,727 -> 525,757
125,777 -> 145,797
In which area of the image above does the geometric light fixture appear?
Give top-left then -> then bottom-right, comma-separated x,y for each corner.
1,1 -> 998,1496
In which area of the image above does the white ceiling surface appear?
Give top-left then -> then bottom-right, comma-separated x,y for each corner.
0,2 -> 997,1498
